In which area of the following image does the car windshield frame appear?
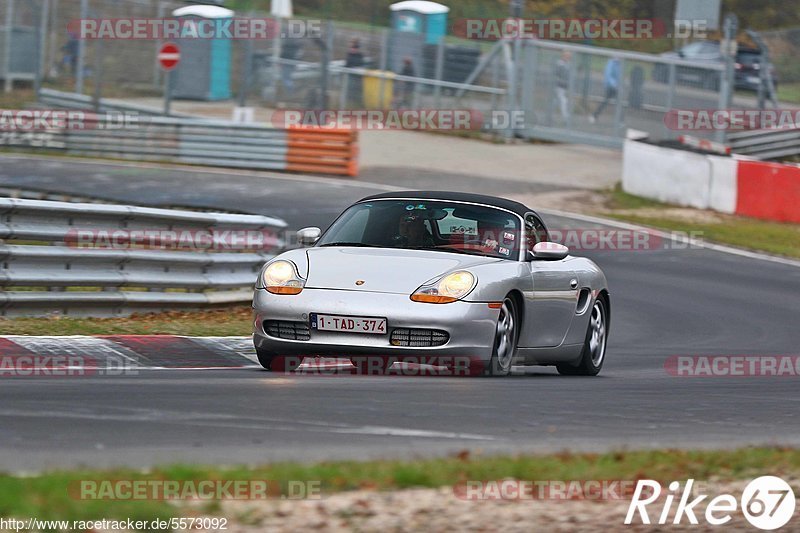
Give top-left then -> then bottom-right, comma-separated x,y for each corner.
317,198 -> 526,261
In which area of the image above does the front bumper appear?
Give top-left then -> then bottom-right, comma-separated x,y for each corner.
253,288 -> 499,362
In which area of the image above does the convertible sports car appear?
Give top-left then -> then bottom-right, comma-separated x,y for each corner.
253,192 -> 610,376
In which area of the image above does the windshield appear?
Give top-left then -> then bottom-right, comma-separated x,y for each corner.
681,41 -> 720,58
318,200 -> 522,260
737,51 -> 762,65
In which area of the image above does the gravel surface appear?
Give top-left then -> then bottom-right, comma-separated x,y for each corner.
211,480 -> 800,533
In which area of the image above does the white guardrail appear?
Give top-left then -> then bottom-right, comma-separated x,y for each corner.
727,126 -> 800,161
0,197 -> 287,317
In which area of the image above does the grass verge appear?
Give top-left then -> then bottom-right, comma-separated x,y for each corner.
0,307 -> 254,337
601,186 -> 800,259
1,447 -> 799,525
776,82 -> 800,105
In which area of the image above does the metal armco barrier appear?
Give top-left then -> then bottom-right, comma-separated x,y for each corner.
31,89 -> 359,177
37,88 -> 196,118
0,197 -> 287,317
727,126 -> 800,161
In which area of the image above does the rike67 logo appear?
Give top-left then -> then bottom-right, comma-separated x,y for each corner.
625,477 -> 796,530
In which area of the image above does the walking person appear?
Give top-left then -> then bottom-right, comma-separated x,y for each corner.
396,57 -> 416,108
554,50 -> 572,122
590,57 -> 620,124
61,32 -> 79,77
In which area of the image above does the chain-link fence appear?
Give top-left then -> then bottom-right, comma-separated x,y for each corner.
517,39 -> 739,147
252,22 -> 506,123
761,26 -> 800,86
4,0 -> 791,149
0,0 -> 45,91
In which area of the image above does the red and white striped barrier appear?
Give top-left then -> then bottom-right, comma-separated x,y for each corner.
623,139 -> 800,224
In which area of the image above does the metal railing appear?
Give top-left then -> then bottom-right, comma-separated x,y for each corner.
38,88 -> 196,118
0,197 -> 286,317
17,91 -> 361,176
728,126 -> 800,160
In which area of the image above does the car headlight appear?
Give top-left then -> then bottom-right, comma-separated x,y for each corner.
263,260 -> 305,295
411,271 -> 476,304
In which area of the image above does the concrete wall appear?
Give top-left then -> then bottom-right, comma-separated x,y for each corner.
623,139 -> 800,223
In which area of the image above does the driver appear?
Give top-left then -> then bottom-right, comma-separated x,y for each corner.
397,211 -> 436,248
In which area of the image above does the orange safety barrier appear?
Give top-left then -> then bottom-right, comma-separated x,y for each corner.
285,126 -> 359,177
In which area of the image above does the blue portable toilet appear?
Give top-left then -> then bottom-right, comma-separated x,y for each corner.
171,5 -> 233,101
390,1 -> 449,45
388,1 -> 449,74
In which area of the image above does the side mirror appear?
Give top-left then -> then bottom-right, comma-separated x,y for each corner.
297,227 -> 321,247
530,242 -> 570,261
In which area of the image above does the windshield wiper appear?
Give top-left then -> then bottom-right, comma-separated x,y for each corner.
406,246 -> 487,258
318,242 -> 380,248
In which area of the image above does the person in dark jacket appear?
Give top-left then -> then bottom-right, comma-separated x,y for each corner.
397,57 -> 416,107
345,38 -> 365,105
345,38 -> 365,68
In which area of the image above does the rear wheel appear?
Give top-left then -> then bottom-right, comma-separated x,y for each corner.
484,297 -> 518,377
557,297 -> 608,376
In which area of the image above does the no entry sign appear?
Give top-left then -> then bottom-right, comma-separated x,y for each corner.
158,43 -> 181,71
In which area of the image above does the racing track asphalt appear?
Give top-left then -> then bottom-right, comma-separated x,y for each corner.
0,155 -> 799,472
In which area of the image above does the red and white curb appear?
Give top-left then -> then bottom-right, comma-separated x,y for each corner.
0,336 -> 260,371
0,336 -> 361,373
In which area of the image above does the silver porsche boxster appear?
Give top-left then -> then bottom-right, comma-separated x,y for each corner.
253,192 -> 610,376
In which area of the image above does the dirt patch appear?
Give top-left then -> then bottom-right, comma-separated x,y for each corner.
212,479 -> 799,532
602,207 -> 727,225
511,190 -> 609,214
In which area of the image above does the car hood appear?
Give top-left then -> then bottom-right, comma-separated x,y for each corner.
305,247 -> 501,294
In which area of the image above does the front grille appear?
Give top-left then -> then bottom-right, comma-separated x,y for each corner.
391,328 -> 449,347
264,321 -> 311,341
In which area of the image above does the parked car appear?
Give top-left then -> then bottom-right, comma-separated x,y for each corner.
653,40 -> 778,92
734,46 -> 779,92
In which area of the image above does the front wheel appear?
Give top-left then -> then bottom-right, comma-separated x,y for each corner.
256,348 -> 302,373
484,297 -> 518,377
557,297 -> 608,376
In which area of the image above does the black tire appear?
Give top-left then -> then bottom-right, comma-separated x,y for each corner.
557,296 -> 608,377
256,348 -> 302,373
484,296 -> 519,377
